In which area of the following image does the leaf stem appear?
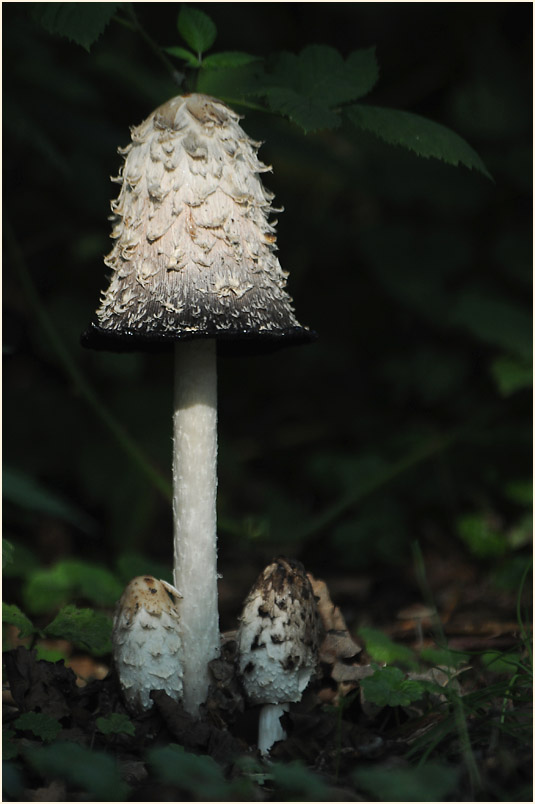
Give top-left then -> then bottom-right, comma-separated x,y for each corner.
124,3 -> 184,86
4,219 -> 172,502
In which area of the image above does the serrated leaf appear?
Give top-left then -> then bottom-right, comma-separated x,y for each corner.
358,626 -> 418,668
96,714 -> 135,737
345,48 -> 380,100
270,46 -> 378,106
164,45 -> 200,68
177,5 -> 216,55
2,603 -> 36,639
361,665 -> 426,707
258,45 -> 379,133
201,51 -> 261,70
346,104 -> 492,179
264,87 -> 340,133
25,743 -> 128,801
3,466 -> 95,533
14,712 -> 61,743
31,2 -> 120,52
44,605 -> 112,656
490,355 -> 532,396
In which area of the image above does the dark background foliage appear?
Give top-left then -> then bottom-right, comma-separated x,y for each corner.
3,2 -> 532,633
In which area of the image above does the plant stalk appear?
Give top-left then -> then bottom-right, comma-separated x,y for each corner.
172,339 -> 220,715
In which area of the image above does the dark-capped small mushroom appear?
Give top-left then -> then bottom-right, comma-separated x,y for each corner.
112,575 -> 183,713
82,94 -> 314,716
237,558 -> 321,754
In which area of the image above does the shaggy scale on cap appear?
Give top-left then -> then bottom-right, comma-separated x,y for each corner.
237,557 -> 321,706
112,575 -> 183,713
82,93 -> 314,354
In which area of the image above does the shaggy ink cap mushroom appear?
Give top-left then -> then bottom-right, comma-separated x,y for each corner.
112,576 -> 183,714
81,93 -> 315,717
237,557 -> 322,754
81,93 -> 315,356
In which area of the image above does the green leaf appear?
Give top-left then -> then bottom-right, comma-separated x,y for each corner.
354,762 -> 459,802
490,355 -> 532,396
35,645 -> 68,663
96,714 -> 135,737
31,2 -> 120,51
2,539 -> 14,567
201,51 -> 261,70
450,291 -> 532,361
25,743 -> 128,801
457,514 -> 508,559
14,712 -> 61,743
2,603 -> 37,639
346,104 -> 492,179
361,665 -> 426,707
504,480 -> 533,506
264,87 -> 341,133
177,5 -> 217,55
419,646 -> 470,669
44,605 -> 112,656
164,45 -> 200,68
148,744 -> 230,800
23,559 -> 123,614
259,45 -> 379,133
271,761 -> 330,800
3,466 -> 95,533
270,46 -> 378,106
358,626 -> 418,668
481,650 -> 522,675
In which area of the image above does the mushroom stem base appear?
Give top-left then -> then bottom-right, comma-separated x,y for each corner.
258,703 -> 289,755
173,338 -> 219,716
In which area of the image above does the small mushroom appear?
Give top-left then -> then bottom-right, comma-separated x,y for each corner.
237,558 -> 321,755
112,575 -> 183,713
82,94 -> 314,716
397,603 -> 436,646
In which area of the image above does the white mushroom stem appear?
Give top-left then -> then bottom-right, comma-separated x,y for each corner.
258,703 -> 289,756
172,338 -> 219,715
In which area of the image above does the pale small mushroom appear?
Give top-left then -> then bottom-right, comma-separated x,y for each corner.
112,575 -> 183,713
397,603 -> 436,646
237,558 -> 321,755
82,93 -> 314,715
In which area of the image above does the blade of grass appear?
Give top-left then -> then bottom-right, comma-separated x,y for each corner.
412,543 -> 482,794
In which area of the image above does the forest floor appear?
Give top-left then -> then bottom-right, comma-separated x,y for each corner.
3,549 -> 532,802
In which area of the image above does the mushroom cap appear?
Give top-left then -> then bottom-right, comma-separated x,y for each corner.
112,575 -> 183,713
237,557 -> 321,706
82,93 -> 315,356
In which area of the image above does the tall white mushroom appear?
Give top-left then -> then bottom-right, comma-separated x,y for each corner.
237,558 -> 321,754
82,94 -> 314,716
112,575 -> 183,713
